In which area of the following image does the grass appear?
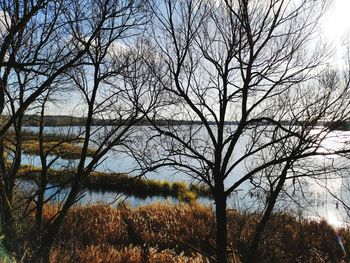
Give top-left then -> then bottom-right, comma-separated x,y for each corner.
46,203 -> 210,263
51,245 -> 205,263
29,202 -> 348,263
88,172 -> 211,200
4,130 -> 93,160
21,140 -> 95,159
18,165 -> 211,201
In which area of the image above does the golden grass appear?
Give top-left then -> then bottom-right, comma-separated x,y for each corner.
22,140 -> 95,159
39,202 -> 348,263
50,245 -> 206,263
44,203 -> 209,262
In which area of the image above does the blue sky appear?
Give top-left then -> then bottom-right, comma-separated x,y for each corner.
45,0 -> 350,116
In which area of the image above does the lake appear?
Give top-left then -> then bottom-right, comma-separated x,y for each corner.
19,126 -> 350,227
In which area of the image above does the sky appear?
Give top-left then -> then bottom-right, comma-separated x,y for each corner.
45,0 -> 350,116
322,0 -> 350,38
321,0 -> 350,65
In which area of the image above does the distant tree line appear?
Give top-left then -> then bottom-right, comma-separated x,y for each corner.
5,114 -> 346,128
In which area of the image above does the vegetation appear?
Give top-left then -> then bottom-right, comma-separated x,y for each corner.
18,165 -> 211,201
0,0 -> 155,260
21,140 -> 95,160
327,121 -> 350,131
0,239 -> 14,263
4,130 -> 90,159
2,114 -> 236,127
11,202 -> 348,262
133,1 -> 350,261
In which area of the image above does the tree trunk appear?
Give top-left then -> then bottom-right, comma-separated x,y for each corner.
34,213 -> 63,263
246,161 -> 291,263
35,188 -> 44,245
215,192 -> 228,263
246,200 -> 274,263
35,177 -> 84,262
35,241 -> 51,263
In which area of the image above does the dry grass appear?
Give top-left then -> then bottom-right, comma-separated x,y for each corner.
52,205 -> 129,246
21,140 -> 95,159
46,203 -> 209,262
50,245 -> 206,263
36,202 -> 349,263
45,202 -> 212,251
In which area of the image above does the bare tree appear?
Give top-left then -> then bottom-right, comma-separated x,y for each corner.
0,0 -> 156,261
244,70 -> 350,261
129,0 -> 350,262
0,0 -> 69,250
28,3 -> 158,262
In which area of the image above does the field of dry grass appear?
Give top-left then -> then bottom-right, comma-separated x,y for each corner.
31,202 -> 349,263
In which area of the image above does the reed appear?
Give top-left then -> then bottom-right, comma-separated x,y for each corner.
39,202 -> 348,263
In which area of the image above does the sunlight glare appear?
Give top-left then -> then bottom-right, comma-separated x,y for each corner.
321,0 -> 350,65
326,211 -> 344,228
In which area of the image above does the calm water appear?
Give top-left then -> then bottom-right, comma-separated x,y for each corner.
19,126 -> 350,227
